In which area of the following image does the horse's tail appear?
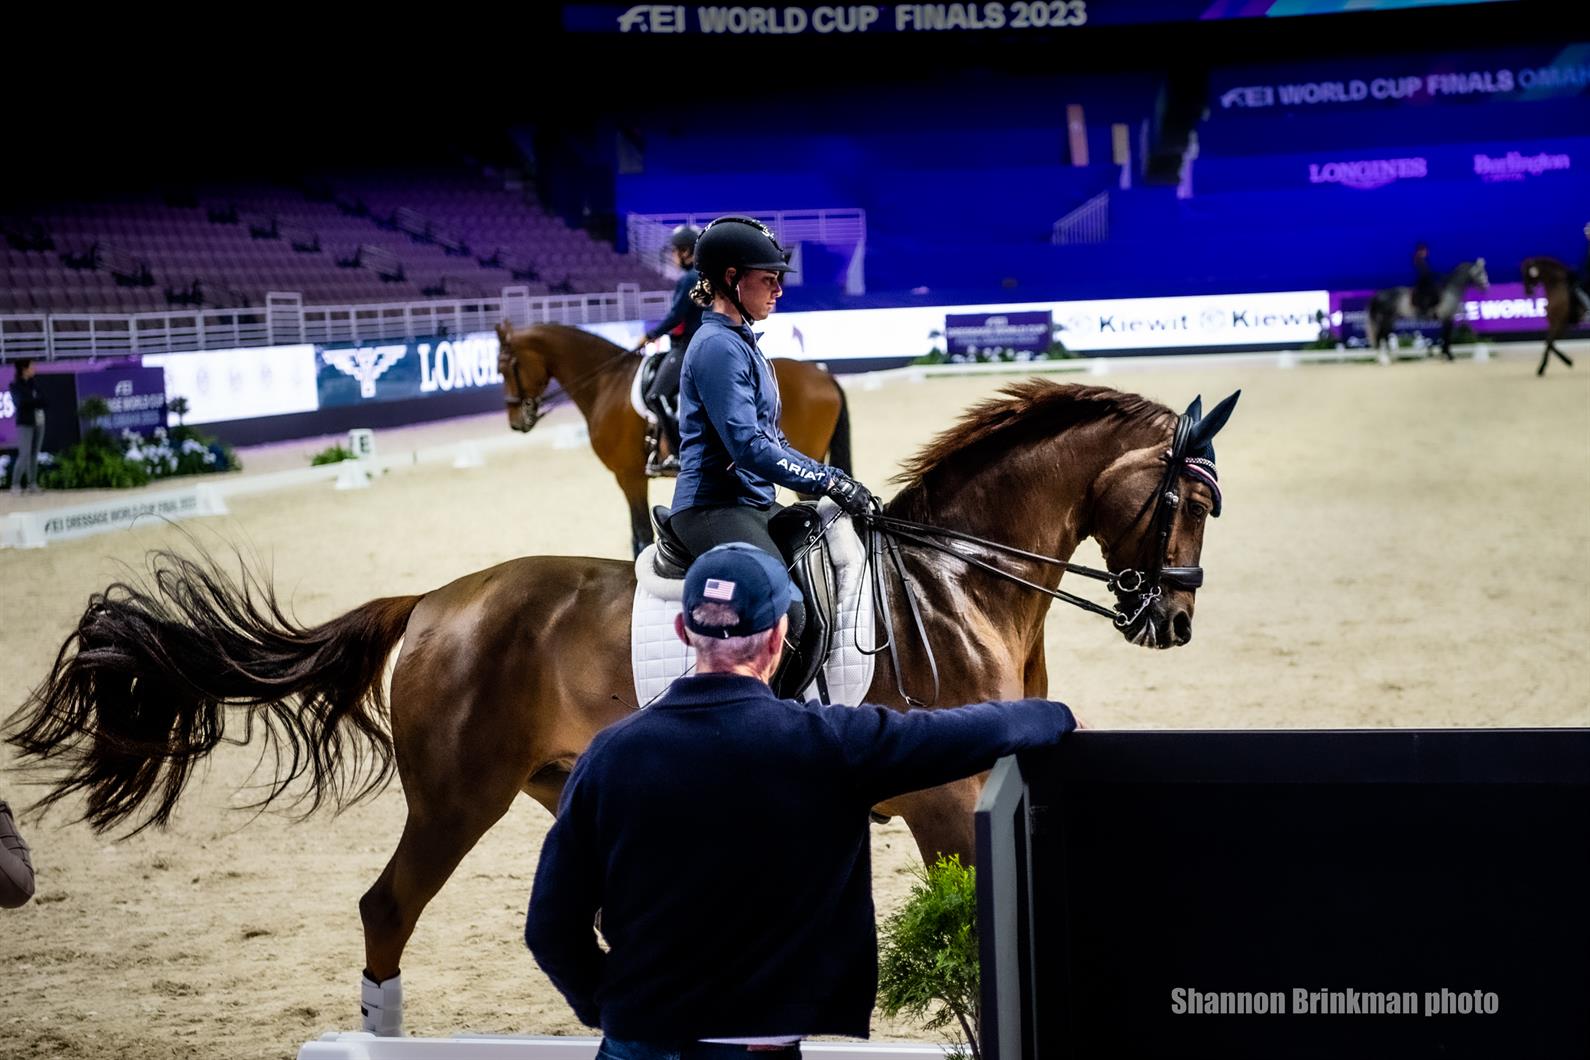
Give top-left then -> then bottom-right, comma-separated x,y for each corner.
4,548 -> 422,836
826,380 -> 853,474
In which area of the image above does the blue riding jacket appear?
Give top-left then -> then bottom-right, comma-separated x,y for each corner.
645,269 -> 705,348
670,310 -> 835,511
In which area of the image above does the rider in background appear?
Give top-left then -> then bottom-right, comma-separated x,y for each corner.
667,215 -> 874,566
634,224 -> 704,473
1412,242 -> 1440,318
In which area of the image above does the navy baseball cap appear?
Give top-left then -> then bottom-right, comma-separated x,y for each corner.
682,543 -> 802,638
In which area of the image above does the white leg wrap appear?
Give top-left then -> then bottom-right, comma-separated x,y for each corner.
361,972 -> 403,1036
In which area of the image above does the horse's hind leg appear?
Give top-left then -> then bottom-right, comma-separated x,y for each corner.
358,644 -> 534,1035
357,766 -> 523,1035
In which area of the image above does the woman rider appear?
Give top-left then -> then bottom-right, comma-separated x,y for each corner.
665,215 -> 874,564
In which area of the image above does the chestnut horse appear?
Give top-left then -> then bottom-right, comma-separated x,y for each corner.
8,380 -> 1239,1034
496,321 -> 851,556
1521,256 -> 1582,376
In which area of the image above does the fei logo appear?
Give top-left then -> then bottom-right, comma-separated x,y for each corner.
322,345 -> 406,399
617,5 -> 687,32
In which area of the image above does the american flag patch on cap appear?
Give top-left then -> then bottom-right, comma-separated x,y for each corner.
702,578 -> 737,601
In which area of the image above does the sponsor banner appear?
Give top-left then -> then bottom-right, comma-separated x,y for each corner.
2,360 -> 141,449
2,485 -> 227,549
1471,149 -> 1573,182
755,290 -> 1330,360
1330,281 -> 1553,341
143,345 -> 320,426
316,333 -> 504,408
566,1 -> 1508,35
74,367 -> 168,437
1052,292 -> 1327,351
1211,46 -> 1588,112
944,310 -> 1052,358
1197,138 -> 1584,192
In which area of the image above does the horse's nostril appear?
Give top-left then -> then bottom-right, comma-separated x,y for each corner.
1172,611 -> 1192,645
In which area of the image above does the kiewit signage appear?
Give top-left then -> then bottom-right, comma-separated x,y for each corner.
755,290 -> 1329,360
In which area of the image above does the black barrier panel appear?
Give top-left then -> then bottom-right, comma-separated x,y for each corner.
975,729 -> 1590,1060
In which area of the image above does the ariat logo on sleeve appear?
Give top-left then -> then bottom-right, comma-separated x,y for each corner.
775,458 -> 826,482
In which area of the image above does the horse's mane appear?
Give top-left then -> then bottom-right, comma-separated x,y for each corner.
888,380 -> 1170,508
526,322 -> 627,353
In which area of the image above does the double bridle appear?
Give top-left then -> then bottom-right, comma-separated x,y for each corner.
500,334 -> 638,432
803,413 -> 1221,707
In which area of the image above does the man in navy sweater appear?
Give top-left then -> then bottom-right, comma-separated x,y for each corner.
525,544 -> 1079,1059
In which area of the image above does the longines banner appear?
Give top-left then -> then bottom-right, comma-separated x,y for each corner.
1195,138 -> 1583,192
563,1 -> 1510,35
315,333 -> 505,408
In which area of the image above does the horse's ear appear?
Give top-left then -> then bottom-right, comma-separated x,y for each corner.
1475,257 -> 1485,268
1183,394 -> 1204,421
1187,390 -> 1240,456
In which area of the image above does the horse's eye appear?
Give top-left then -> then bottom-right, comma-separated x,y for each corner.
1188,501 -> 1208,520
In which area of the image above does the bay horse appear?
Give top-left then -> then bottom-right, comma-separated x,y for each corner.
7,380 -> 1239,1035
1367,259 -> 1490,361
1521,256 -> 1582,376
496,321 -> 852,556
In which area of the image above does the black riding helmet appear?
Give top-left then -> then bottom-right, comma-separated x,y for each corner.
667,224 -> 703,252
693,216 -> 796,290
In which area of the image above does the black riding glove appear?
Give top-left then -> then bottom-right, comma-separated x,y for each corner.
825,471 -> 875,516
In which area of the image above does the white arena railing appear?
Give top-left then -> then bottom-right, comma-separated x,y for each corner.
628,209 -> 867,295
0,285 -> 674,360
1051,190 -> 1111,245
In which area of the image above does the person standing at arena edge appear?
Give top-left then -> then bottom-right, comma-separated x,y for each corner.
8,358 -> 45,494
525,543 -> 1081,1058
666,215 -> 874,564
634,224 -> 706,473
1412,242 -> 1440,318
0,796 -> 37,908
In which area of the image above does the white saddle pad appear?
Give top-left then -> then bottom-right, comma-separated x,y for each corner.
631,498 -> 877,706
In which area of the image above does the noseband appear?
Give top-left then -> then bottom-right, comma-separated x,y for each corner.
1110,412 -> 1220,624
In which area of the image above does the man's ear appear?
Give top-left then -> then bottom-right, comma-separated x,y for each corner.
725,267 -> 738,289
675,611 -> 690,646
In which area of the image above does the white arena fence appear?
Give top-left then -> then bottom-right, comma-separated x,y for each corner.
299,1034 -> 955,1059
0,286 -> 675,361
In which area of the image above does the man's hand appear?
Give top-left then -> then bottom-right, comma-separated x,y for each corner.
632,336 -> 652,354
